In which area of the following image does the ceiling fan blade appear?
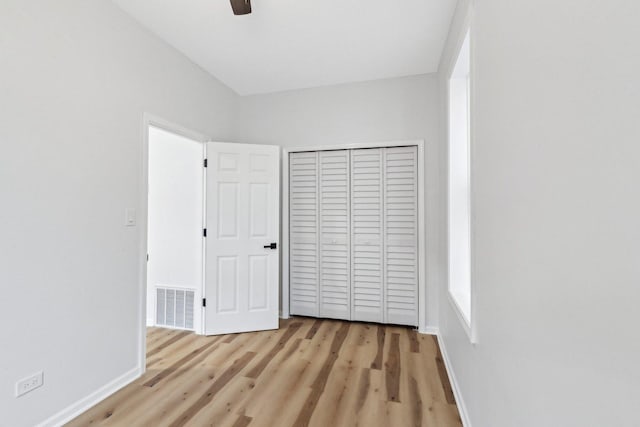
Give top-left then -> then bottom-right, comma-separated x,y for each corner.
230,0 -> 252,15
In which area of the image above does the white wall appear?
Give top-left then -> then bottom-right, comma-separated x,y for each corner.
0,1 -> 237,425
147,127 -> 204,329
438,1 -> 640,426
234,74 -> 442,330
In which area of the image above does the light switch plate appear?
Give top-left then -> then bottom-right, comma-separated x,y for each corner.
125,208 -> 136,226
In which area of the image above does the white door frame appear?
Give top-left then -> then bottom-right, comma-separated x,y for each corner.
139,113 -> 209,371
282,140 -> 428,333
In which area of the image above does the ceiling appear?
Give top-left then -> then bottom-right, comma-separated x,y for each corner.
112,0 -> 457,95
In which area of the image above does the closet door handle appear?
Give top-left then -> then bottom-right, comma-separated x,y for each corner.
264,243 -> 277,249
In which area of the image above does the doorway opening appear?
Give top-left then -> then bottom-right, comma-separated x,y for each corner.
140,116 -> 282,374
141,116 -> 282,367
146,125 -> 205,334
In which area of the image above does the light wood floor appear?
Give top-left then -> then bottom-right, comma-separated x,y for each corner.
67,317 -> 461,427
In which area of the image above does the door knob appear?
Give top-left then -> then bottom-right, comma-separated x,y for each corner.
264,242 -> 277,249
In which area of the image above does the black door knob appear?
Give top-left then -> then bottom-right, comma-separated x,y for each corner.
263,243 -> 277,249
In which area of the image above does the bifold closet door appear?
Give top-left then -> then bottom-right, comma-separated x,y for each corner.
350,149 -> 384,323
384,146 -> 418,326
318,150 -> 350,320
289,146 -> 418,326
289,152 -> 319,317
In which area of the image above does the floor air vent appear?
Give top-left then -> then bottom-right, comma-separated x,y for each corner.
156,287 -> 195,330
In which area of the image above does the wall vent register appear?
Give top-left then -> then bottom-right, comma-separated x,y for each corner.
156,287 -> 195,330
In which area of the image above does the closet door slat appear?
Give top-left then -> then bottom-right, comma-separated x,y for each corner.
384,146 -> 418,326
289,152 -> 319,316
351,148 -> 384,323
319,150 -> 350,319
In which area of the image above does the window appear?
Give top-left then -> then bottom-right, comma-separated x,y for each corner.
448,30 -> 472,329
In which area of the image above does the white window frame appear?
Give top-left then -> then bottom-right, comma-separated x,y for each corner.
281,140 -> 428,334
447,26 -> 477,343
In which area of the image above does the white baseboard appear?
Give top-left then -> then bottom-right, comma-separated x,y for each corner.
37,366 -> 142,427
419,325 -> 439,335
146,317 -> 154,327
437,335 -> 472,427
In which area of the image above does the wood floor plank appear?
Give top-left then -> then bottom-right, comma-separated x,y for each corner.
185,376 -> 256,427
401,347 -> 428,427
145,328 -> 178,352
230,414 -> 252,427
146,330 -> 192,358
370,325 -> 386,370
167,351 -> 257,426
385,332 -> 401,402
352,368 -> 386,427
309,325 -> 363,427
355,323 -> 374,346
304,318 -> 324,340
144,333 -> 208,371
406,328 -> 420,353
232,326 -> 311,420
66,318 -> 462,427
143,336 -> 223,387
223,333 -> 239,343
294,320 -> 340,388
242,358 -> 312,426
231,323 -> 310,418
293,321 -> 350,427
354,367 -> 370,414
245,321 -> 302,379
410,349 -> 451,405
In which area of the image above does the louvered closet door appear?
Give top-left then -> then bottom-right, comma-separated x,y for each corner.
350,149 -> 384,323
318,150 -> 350,319
289,152 -> 319,317
384,146 -> 419,326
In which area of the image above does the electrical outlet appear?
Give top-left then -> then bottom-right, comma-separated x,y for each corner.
15,371 -> 43,397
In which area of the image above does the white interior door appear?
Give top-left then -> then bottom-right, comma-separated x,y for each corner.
204,142 -> 280,335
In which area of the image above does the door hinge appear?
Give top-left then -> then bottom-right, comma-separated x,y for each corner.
203,158 -> 208,168
203,228 -> 207,237
202,298 -> 207,307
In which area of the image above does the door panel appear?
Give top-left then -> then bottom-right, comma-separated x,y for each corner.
289,152 -> 320,317
216,256 -> 238,313
205,142 -> 280,335
248,255 -> 269,310
384,146 -> 418,326
351,148 -> 384,323
319,150 -> 350,320
217,183 -> 239,239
